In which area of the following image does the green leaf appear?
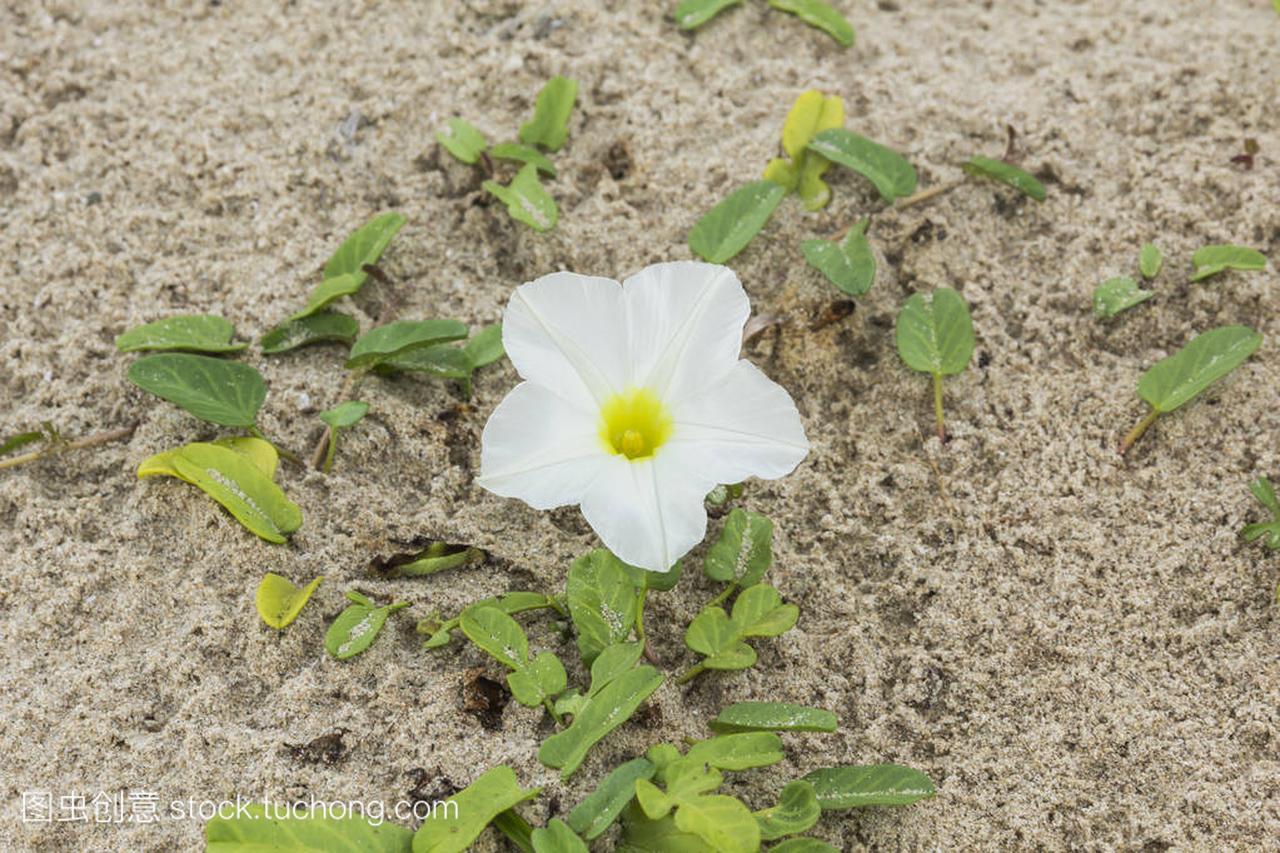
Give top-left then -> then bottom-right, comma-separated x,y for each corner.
755,781 -> 821,841
493,810 -> 535,853
256,573 -> 323,629
704,509 -> 774,587
116,314 -> 246,353
206,803 -> 413,852
962,156 -> 1046,201
419,591 -> 556,650
801,219 -> 875,297
672,794 -> 759,853
1190,244 -> 1266,282
731,584 -> 799,637
0,430 -> 44,457
460,605 -> 530,670
379,344 -> 473,378
508,650 -> 569,708
320,400 -> 369,429
686,732 -> 785,771
325,592 -> 407,660
767,0 -> 854,47
127,353 -> 266,428
1139,243 -> 1163,279
436,118 -> 488,164
567,757 -> 656,840
803,764 -> 936,809
1242,476 -> 1280,550
346,319 -> 469,370
894,287 -> 974,377
292,213 -> 406,319
491,143 -> 557,177
764,90 -> 845,210
484,163 -> 559,232
568,548 -> 640,665
709,702 -> 838,733
463,323 -> 506,368
1092,277 -> 1154,319
675,0 -> 743,29
137,441 -> 302,543
389,543 -> 484,578
538,665 -> 664,778
767,838 -> 839,852
1136,325 -> 1262,414
808,129 -> 917,202
618,803 -> 713,852
413,766 -> 541,853
261,312 -> 359,354
688,180 -> 787,264
519,76 -> 577,152
531,819 -> 588,853
626,557 -> 684,592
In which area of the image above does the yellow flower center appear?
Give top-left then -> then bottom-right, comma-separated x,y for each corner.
599,388 -> 673,461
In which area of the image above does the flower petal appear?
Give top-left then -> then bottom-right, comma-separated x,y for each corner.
579,452 -> 711,573
666,360 -> 809,484
622,262 -> 750,401
478,381 -> 608,510
503,272 -> 630,409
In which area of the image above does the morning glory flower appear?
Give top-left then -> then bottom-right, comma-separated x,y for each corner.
478,262 -> 808,573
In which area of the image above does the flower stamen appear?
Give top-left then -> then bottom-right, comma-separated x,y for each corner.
599,388 -> 672,460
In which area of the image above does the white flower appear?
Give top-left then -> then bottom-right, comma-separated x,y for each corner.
478,262 -> 809,572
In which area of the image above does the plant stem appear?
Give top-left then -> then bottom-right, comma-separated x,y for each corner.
896,178 -> 966,210
675,662 -> 707,686
1119,407 -> 1160,455
543,697 -> 564,726
705,582 -> 738,610
310,426 -> 332,471
933,373 -> 946,442
0,424 -> 136,471
635,587 -> 660,664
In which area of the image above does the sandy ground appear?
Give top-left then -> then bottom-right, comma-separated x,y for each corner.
2,0 -> 1280,850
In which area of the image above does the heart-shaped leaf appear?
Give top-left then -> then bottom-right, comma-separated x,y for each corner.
767,0 -> 854,47
437,118 -> 488,164
567,757 -> 655,840
1190,244 -> 1266,282
689,180 -> 787,264
116,314 -> 246,353
347,319 -> 469,370
538,665 -> 664,778
325,591 -> 408,660
709,702 -> 838,734
731,584 -> 799,638
261,312 -> 359,354
801,219 -> 875,297
484,163 -> 558,232
491,143 -> 557,177
894,287 -> 974,377
138,441 -> 301,542
1093,276 -> 1154,319
675,0 -> 743,29
256,573 -> 323,629
568,548 -> 640,665
205,803 -> 413,852
519,76 -> 577,152
754,780 -> 820,840
802,764 -> 936,809
127,353 -> 266,427
963,155 -> 1045,201
808,129 -> 917,202
704,508 -> 774,587
413,766 -> 541,853
1137,325 -> 1261,413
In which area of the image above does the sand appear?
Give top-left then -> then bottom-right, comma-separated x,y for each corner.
2,0 -> 1279,849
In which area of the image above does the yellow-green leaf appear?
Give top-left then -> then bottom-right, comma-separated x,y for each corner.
256,573 -> 323,629
781,90 -> 845,161
413,766 -> 541,853
519,76 -> 577,152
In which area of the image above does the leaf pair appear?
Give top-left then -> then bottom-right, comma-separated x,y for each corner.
539,642 -> 664,778
1094,243 -> 1162,320
346,319 -> 469,371
684,583 -> 799,673
894,287 -> 975,440
376,323 -> 505,398
676,0 -> 855,47
763,90 -> 845,210
316,400 -> 369,472
290,212 -> 407,321
802,219 -> 875,297
325,591 -> 408,660
1122,325 -> 1263,453
460,605 -> 568,709
1241,476 -> 1280,552
138,437 -> 301,543
418,591 -> 559,650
